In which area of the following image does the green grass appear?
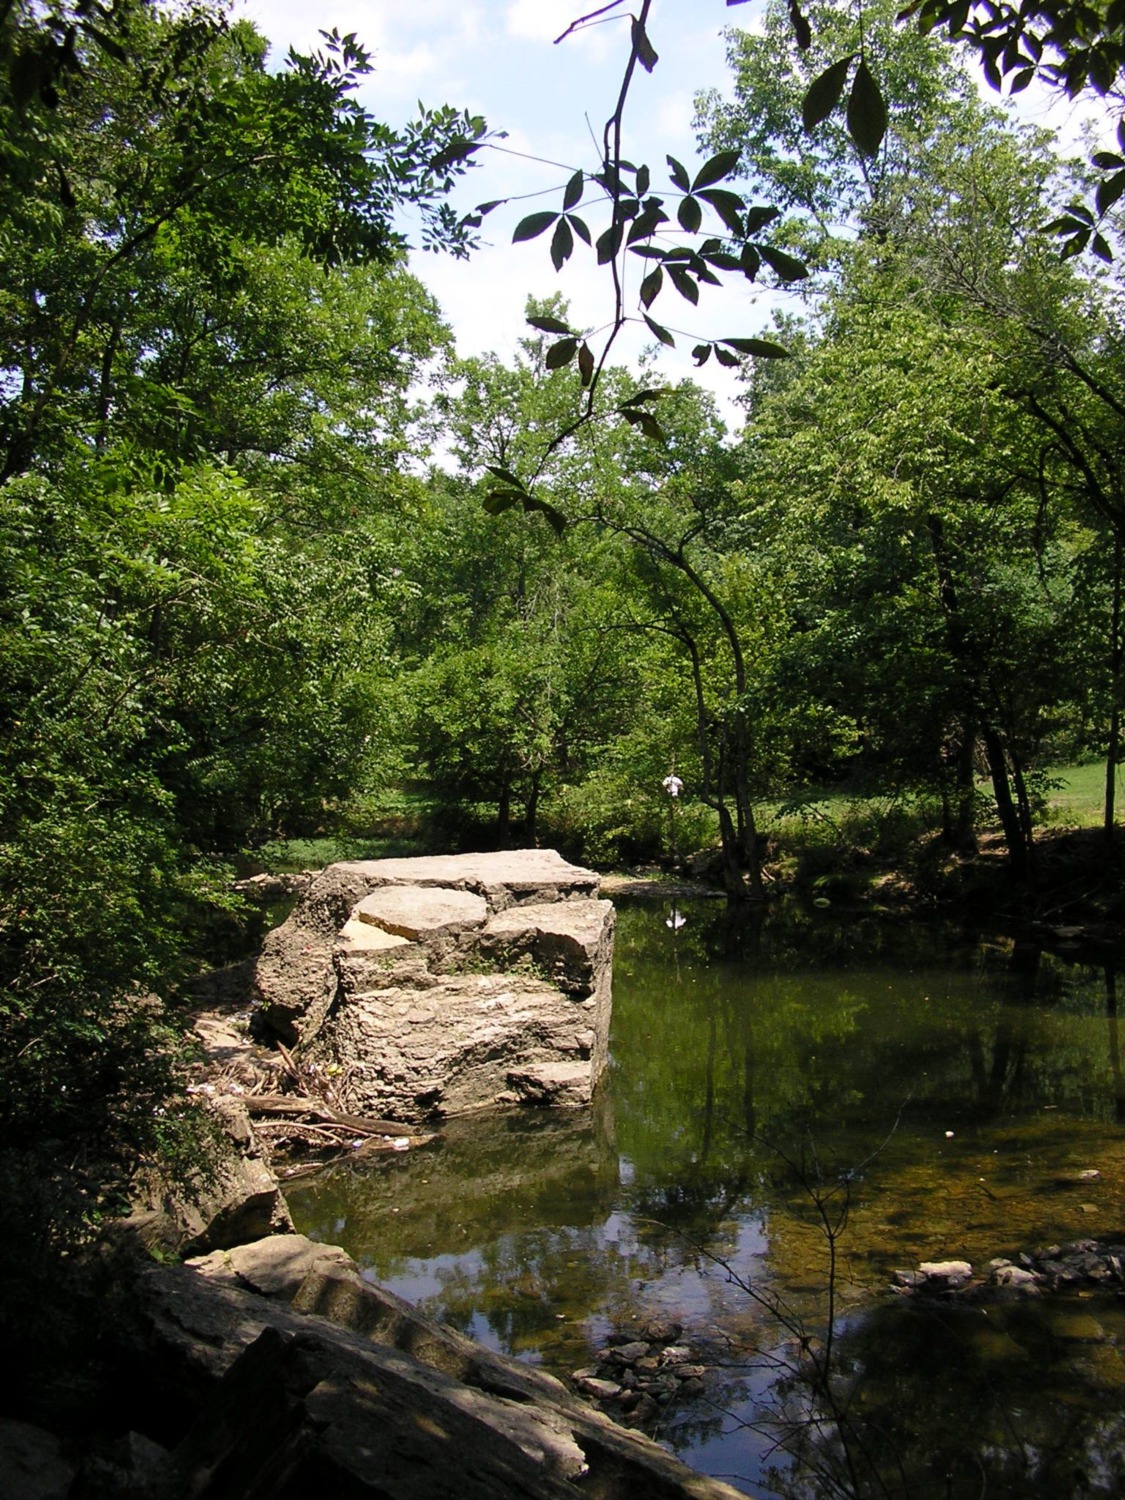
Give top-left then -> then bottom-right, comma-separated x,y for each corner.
1042,760 -> 1121,828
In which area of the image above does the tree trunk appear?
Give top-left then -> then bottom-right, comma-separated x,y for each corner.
1107,542 -> 1122,839
982,724 -> 1032,885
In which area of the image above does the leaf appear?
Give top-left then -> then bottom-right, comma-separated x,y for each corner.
668,265 -> 700,304
483,491 -> 521,516
714,345 -> 741,367
667,155 -> 691,192
563,170 -> 584,211
643,314 -> 676,347
802,56 -> 855,131
846,59 -> 887,157
1091,231 -> 1114,263
640,267 -> 664,307
1096,171 -> 1125,217
758,244 -> 809,280
740,244 -> 761,279
744,205 -> 782,234
485,466 -> 526,490
631,14 -> 659,71
545,337 -> 578,370
1009,67 -> 1034,93
721,337 -> 790,358
697,188 -> 745,235
513,211 -> 559,243
568,214 -> 592,245
678,195 -> 703,233
623,409 -> 666,443
522,495 -> 568,534
619,388 -> 672,407
692,149 -> 741,191
692,342 -> 713,366
578,341 -> 595,387
550,215 -> 574,270
1093,151 -> 1125,170
636,164 -> 651,197
526,315 -> 573,336
788,0 -> 812,50
596,221 -> 624,264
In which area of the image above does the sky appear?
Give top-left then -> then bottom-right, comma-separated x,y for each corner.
234,0 -> 780,420
233,0 -> 1106,426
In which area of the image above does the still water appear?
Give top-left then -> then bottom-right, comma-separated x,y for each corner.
287,899 -> 1125,1497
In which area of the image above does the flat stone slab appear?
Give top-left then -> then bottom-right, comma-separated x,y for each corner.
354,886 -> 488,941
506,1060 -> 593,1108
336,849 -> 599,902
336,915 -> 413,952
481,899 -> 614,995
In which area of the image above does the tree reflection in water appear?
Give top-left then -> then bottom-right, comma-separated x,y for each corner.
289,900 -> 1125,1498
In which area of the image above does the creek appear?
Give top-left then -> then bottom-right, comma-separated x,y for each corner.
286,897 -> 1125,1497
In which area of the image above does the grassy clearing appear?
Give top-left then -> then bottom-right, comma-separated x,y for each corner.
1042,760 -> 1122,828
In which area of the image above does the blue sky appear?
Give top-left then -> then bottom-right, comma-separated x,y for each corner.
235,1 -> 1098,424
236,0 -> 785,417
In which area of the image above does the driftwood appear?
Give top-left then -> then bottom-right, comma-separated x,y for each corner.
246,1093 -> 429,1137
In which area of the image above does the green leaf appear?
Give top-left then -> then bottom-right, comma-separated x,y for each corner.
578,341 -> 595,387
522,495 -> 568,534
720,337 -> 790,358
744,205 -> 781,234
631,15 -> 659,72
513,211 -> 559,243
568,214 -> 592,245
636,164 -> 651,197
483,490 -> 521,515
697,188 -> 745,236
802,56 -> 854,131
678,196 -> 703,233
692,150 -> 741,191
596,221 -> 624,264
485,466 -> 526,491
563,170 -> 584,211
1092,151 -> 1125,170
788,0 -> 812,50
1097,171 -> 1125,217
668,265 -> 699,304
526,315 -> 573,336
550,215 -> 574,270
643,315 -> 676,347
619,388 -> 672,407
846,59 -> 887,157
758,244 -> 809,280
714,345 -> 741,368
640,267 -> 664,307
623,409 -> 666,443
545,337 -> 578,370
740,244 -> 761,279
667,155 -> 691,192
692,343 -> 713,366
1091,231 -> 1114,263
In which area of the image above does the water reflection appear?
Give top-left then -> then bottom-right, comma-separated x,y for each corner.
287,900 -> 1125,1497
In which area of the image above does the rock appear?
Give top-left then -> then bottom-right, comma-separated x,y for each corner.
355,885 -> 489,942
334,849 -> 600,909
252,852 -> 614,1119
127,1251 -> 747,1499
918,1260 -> 973,1286
660,1344 -> 694,1365
123,1101 -> 292,1257
641,1318 -> 683,1343
0,1420 -> 75,1500
187,1232 -> 358,1300
577,1377 -> 623,1400
72,1431 -> 171,1499
607,1340 -> 650,1363
989,1264 -> 1041,1293
505,1060 -> 595,1109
